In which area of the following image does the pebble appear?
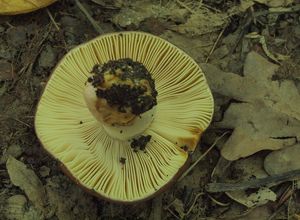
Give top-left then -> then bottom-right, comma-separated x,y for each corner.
39,45 -> 57,69
264,144 -> 300,176
6,26 -> 27,47
0,25 -> 5,33
39,166 -> 51,177
0,144 -> 23,164
0,60 -> 14,81
294,25 -> 300,40
211,45 -> 229,60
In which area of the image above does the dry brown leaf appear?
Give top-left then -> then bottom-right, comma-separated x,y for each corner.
6,157 -> 47,216
225,156 -> 277,208
171,9 -> 228,36
264,143 -> 300,176
0,0 -> 57,15
201,51 -> 300,160
112,0 -> 188,27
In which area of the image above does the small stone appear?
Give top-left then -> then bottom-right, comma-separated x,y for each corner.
294,26 -> 300,39
39,45 -> 57,69
0,60 -> 14,81
7,144 -> 23,158
0,25 -> 5,33
60,16 -> 80,27
264,144 -> 300,176
6,26 -> 27,47
73,206 -> 79,215
39,166 -> 51,177
211,45 -> 229,60
0,40 -> 13,60
7,194 -> 27,206
0,144 -> 23,164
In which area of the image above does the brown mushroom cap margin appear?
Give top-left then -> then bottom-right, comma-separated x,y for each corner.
34,31 -> 214,203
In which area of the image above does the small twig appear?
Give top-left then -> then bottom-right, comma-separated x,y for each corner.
207,194 -> 230,207
287,182 -> 296,220
201,3 -> 221,13
268,203 -> 285,220
231,4 -> 300,54
0,115 -> 31,127
150,194 -> 163,220
166,207 -> 180,220
205,25 -> 226,63
178,131 -> 229,182
211,156 -> 232,181
206,169 -> 300,193
46,9 -> 60,31
185,192 -> 205,217
176,0 -> 195,14
74,0 -> 104,34
5,22 -> 15,28
14,118 -> 31,128
254,4 -> 300,17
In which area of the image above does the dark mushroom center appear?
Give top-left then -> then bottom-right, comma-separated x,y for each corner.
88,58 -> 158,115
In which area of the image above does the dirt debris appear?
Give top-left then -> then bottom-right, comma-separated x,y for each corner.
202,51 -> 300,161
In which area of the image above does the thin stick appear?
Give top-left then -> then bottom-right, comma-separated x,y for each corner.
176,0 -> 195,13
185,192 -> 205,216
14,118 -> 31,128
46,9 -> 60,31
206,169 -> 300,193
150,194 -> 163,220
74,0 -> 104,34
178,131 -> 229,182
254,4 -> 300,17
166,207 -> 180,220
201,3 -> 221,13
205,25 -> 226,63
207,194 -> 230,207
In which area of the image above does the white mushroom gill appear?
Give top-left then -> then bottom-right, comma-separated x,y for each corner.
35,32 -> 214,202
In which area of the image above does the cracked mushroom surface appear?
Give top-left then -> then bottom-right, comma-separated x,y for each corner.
35,32 -> 214,203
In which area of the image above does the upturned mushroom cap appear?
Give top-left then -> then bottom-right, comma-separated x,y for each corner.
0,0 -> 56,15
35,32 -> 214,203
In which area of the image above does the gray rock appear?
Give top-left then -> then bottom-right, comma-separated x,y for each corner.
0,40 -> 13,60
39,166 -> 50,177
39,45 -> 57,69
0,25 -> 5,33
294,25 -> 300,39
264,144 -> 300,176
0,144 -> 23,164
6,26 -> 27,47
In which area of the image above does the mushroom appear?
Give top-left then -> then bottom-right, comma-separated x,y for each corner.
35,32 -> 214,203
0,0 -> 56,15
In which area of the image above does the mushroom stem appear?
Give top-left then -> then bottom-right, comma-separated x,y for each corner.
83,59 -> 158,141
83,84 -> 155,140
